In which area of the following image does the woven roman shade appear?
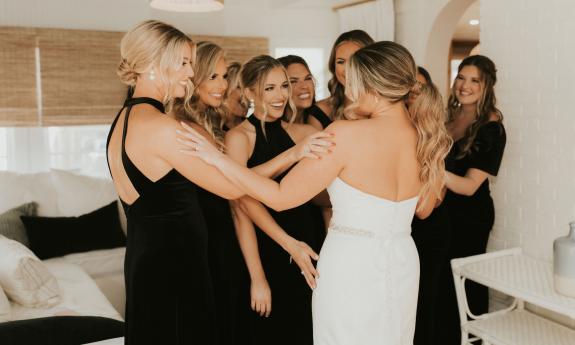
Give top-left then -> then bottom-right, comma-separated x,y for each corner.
0,26 -> 268,126
38,28 -> 126,126
193,35 -> 268,63
0,27 -> 39,126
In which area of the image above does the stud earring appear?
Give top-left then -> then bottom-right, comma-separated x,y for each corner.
149,69 -> 156,81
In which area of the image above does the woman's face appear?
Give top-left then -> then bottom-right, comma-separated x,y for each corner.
335,41 -> 362,87
254,67 -> 289,120
286,63 -> 314,110
169,43 -> 195,98
454,65 -> 483,106
406,72 -> 429,108
225,86 -> 246,118
197,56 -> 228,108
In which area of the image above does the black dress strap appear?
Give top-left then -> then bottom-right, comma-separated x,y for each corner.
124,97 -> 165,113
305,104 -> 332,129
106,97 -> 167,203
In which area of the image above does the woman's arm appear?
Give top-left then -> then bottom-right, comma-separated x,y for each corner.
178,121 -> 347,211
235,130 -> 334,179
229,201 -> 271,317
237,196 -> 319,289
154,117 -> 244,200
224,128 -> 320,289
445,168 -> 489,196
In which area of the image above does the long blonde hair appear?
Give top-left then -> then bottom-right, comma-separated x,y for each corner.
175,41 -> 226,148
240,55 -> 297,136
346,41 -> 452,201
117,20 -> 194,112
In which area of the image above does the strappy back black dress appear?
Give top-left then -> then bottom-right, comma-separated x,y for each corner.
106,97 -> 216,345
246,115 -> 325,345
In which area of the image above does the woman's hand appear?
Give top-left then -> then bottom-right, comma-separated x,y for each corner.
291,131 -> 335,161
285,238 -> 320,289
176,122 -> 225,166
250,277 -> 272,317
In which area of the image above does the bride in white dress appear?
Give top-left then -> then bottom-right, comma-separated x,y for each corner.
177,41 -> 452,344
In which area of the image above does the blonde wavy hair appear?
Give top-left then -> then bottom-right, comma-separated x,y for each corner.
174,41 -> 227,149
240,55 -> 297,136
117,20 -> 194,112
346,41 -> 452,202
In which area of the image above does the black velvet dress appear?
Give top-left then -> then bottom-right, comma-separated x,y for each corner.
106,97 -> 217,345
438,121 -> 506,345
411,202 -> 451,345
197,139 -> 251,345
246,115 -> 325,345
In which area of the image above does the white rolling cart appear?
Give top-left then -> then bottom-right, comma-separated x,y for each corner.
450,247 -> 575,345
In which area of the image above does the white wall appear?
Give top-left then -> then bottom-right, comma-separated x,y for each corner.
481,0 -> 575,261
394,0 -> 476,94
397,0 -> 575,261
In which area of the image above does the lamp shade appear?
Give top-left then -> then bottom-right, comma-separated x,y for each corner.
150,0 -> 224,12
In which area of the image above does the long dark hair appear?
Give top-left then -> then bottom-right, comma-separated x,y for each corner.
278,54 -> 316,121
447,55 -> 503,158
327,30 -> 374,121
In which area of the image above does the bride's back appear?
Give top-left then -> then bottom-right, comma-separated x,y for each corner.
335,107 -> 421,203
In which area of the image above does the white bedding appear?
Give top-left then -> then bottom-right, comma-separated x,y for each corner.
10,259 -> 123,322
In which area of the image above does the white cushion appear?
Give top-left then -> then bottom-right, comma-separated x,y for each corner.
0,171 -> 59,216
0,285 -> 10,322
0,236 -> 61,307
61,247 -> 125,278
50,169 -> 127,234
50,169 -> 117,217
10,259 -> 123,322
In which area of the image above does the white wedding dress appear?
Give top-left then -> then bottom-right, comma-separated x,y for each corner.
312,177 -> 420,345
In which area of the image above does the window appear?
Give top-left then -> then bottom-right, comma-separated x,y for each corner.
274,47 -> 327,99
0,126 -> 109,178
48,126 -> 110,178
0,128 -> 7,170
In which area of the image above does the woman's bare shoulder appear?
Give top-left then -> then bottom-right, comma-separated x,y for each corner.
316,98 -> 332,115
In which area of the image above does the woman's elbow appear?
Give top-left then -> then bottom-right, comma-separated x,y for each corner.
269,202 -> 288,212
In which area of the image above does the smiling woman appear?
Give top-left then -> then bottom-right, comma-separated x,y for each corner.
222,55 -> 327,345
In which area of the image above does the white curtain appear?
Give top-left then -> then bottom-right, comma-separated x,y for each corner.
337,0 -> 395,41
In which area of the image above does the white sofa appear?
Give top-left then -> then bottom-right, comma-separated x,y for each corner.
0,169 -> 126,321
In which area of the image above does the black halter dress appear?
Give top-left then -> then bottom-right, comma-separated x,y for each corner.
245,115 -> 325,345
106,97 -> 217,345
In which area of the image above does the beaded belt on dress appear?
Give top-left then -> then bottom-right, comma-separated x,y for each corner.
329,223 -> 376,238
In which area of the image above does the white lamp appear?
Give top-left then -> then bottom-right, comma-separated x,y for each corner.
150,0 -> 224,12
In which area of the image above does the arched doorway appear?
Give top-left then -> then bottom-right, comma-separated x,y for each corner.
424,0 -> 477,95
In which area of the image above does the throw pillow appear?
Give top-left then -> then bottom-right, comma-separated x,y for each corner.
0,236 -> 61,307
0,171 -> 59,216
0,285 -> 10,322
0,202 -> 38,246
50,169 -> 127,234
21,201 -> 126,260
0,316 -> 124,345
